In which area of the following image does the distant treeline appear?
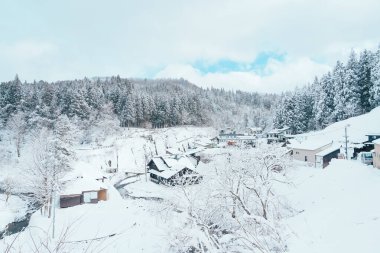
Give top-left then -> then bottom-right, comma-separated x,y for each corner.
0,76 -> 277,130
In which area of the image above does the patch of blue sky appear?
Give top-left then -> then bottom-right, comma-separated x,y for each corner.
193,51 -> 286,75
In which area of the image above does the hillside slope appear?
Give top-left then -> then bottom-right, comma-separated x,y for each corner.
292,106 -> 380,148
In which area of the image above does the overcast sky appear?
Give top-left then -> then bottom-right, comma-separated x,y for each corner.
1,0 -> 380,93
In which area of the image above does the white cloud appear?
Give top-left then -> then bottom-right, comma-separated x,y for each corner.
0,0 -> 379,90
156,57 -> 330,93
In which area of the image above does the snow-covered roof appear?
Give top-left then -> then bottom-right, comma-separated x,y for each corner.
315,145 -> 341,157
149,155 -> 199,179
60,177 -> 108,196
151,157 -> 168,171
289,139 -> 332,151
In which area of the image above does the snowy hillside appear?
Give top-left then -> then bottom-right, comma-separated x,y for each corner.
292,106 -> 380,148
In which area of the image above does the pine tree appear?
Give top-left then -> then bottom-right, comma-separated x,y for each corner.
358,49 -> 374,113
332,61 -> 347,121
370,46 -> 380,108
342,51 -> 361,117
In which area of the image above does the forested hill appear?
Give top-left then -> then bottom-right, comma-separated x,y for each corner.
0,76 -> 277,131
274,46 -> 380,134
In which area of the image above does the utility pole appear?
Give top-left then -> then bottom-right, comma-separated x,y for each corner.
52,190 -> 56,239
344,124 -> 350,160
143,144 -> 148,182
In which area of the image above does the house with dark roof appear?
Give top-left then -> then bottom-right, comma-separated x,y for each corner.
147,155 -> 202,185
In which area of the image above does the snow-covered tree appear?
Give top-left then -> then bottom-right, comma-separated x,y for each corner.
27,125 -> 75,217
0,176 -> 16,203
7,111 -> 27,157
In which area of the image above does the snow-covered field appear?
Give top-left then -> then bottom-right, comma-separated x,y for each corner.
284,160 -> 380,253
1,124 -> 379,252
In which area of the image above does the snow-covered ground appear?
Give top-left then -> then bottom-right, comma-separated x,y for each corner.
1,125 -> 379,252
284,159 -> 380,253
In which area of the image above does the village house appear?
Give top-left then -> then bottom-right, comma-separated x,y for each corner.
147,155 -> 202,185
266,127 -> 292,144
59,177 -> 108,208
289,140 -> 338,167
373,139 -> 380,169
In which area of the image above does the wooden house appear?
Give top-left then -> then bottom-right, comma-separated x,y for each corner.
59,178 -> 108,208
148,155 -> 202,185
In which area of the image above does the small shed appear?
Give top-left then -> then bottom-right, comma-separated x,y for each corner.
315,146 -> 341,168
60,194 -> 82,208
59,178 -> 108,208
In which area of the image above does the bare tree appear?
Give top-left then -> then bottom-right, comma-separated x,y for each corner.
7,111 -> 27,157
167,146 -> 293,253
0,176 -> 16,203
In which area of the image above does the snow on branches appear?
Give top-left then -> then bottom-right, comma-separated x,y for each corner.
167,146 -> 293,253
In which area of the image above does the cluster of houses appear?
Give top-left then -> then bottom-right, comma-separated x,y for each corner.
57,128 -> 380,210
211,127 -> 263,147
